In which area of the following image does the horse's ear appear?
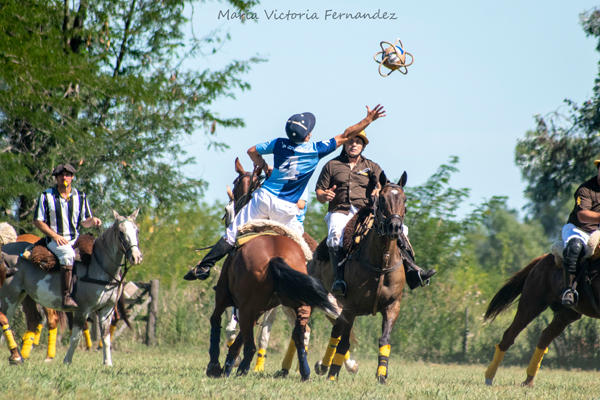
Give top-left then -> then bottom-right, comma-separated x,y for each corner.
226,185 -> 234,201
112,210 -> 120,220
397,171 -> 408,188
235,157 -> 245,175
379,170 -> 389,188
129,208 -> 140,221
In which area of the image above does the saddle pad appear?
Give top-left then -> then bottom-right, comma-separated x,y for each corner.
235,231 -> 278,247
236,220 -> 313,261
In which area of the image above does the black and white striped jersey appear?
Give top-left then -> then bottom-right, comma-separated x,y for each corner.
33,187 -> 93,241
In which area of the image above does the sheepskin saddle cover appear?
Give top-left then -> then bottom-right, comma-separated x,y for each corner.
236,220 -> 313,262
550,230 -> 600,269
29,234 -> 95,272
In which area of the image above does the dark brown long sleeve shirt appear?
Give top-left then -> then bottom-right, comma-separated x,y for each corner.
316,154 -> 383,215
567,176 -> 600,234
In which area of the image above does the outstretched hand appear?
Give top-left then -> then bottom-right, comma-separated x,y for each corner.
366,104 -> 386,122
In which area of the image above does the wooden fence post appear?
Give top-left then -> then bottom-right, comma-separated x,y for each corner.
146,279 -> 159,346
463,307 -> 469,360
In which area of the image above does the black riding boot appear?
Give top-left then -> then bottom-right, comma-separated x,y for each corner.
561,239 -> 584,307
329,247 -> 347,297
397,235 -> 436,290
183,237 -> 234,281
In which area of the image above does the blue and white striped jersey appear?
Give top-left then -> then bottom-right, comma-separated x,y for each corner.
256,137 -> 337,204
33,187 -> 93,241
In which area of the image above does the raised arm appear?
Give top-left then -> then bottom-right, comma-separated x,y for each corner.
333,104 -> 386,148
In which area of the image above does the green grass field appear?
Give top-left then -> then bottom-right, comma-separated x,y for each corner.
1,344 -> 599,400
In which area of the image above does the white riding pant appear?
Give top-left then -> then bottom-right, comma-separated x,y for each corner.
562,223 -> 590,249
225,188 -> 303,246
325,207 -> 410,249
47,238 -> 77,265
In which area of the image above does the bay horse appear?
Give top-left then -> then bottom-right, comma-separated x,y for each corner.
484,252 -> 600,387
310,173 -> 408,384
0,210 -> 142,365
221,158 -> 357,375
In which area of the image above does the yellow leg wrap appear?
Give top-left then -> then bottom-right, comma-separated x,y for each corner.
227,339 -> 235,347
282,339 -> 296,370
110,325 -> 116,342
345,351 -> 350,360
34,324 -> 43,346
98,339 -> 103,348
485,344 -> 507,380
83,329 -> 92,349
254,348 -> 267,372
21,331 -> 36,359
2,325 -> 18,350
377,345 -> 391,377
332,352 -> 346,367
526,347 -> 548,377
47,328 -> 57,359
322,336 -> 341,368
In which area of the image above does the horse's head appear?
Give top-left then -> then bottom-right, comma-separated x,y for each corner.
224,158 -> 263,225
111,209 -> 143,265
374,171 -> 407,240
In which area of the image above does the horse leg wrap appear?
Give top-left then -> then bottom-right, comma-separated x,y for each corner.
526,346 -> 548,378
223,355 -> 236,377
33,324 -> 43,346
254,349 -> 267,372
322,336 -> 341,368
83,329 -> 93,349
297,346 -> 310,381
2,324 -> 18,350
282,338 -> 296,371
21,331 -> 36,359
109,325 -> 116,342
377,345 -> 391,378
47,328 -> 57,359
327,353 -> 346,380
484,344 -> 506,382
227,339 -> 235,348
209,326 -> 221,363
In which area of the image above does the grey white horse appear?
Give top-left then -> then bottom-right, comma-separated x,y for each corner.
0,210 -> 142,365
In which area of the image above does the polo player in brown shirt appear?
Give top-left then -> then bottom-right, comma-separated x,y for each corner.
315,131 -> 435,296
560,158 -> 600,307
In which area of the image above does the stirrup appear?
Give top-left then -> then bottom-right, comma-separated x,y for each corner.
417,271 -> 430,287
561,289 -> 578,307
331,280 -> 346,297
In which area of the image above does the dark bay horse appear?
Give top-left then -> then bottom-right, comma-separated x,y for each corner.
484,252 -> 600,387
310,173 -> 408,384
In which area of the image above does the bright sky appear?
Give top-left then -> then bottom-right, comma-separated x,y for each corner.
181,0 -> 599,217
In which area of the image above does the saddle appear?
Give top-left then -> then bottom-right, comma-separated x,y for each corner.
7,234 -> 95,273
550,230 -> 600,269
235,220 -> 314,262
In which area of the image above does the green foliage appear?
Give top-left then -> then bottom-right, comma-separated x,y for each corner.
515,7 -> 600,235
0,0 -> 264,229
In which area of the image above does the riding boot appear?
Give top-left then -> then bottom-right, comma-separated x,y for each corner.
329,247 -> 347,297
397,235 -> 436,290
561,239 -> 584,308
60,265 -> 78,309
183,237 -> 234,281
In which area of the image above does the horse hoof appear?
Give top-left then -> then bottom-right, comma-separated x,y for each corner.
8,357 -> 22,366
273,369 -> 289,379
344,360 -> 358,374
485,378 -> 493,386
206,362 -> 223,378
314,361 -> 328,376
233,356 -> 242,368
44,357 -> 54,363
377,374 -> 387,385
521,380 -> 534,388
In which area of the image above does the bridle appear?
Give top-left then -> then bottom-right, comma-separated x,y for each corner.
373,183 -> 405,237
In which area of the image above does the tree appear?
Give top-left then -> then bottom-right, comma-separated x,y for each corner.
516,7 -> 600,235
0,0 -> 263,230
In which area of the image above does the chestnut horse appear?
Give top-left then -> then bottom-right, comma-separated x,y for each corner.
310,173 -> 408,384
484,252 -> 600,387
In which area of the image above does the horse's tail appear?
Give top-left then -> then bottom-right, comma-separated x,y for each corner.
117,294 -> 132,329
269,257 -> 340,319
484,255 -> 546,322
